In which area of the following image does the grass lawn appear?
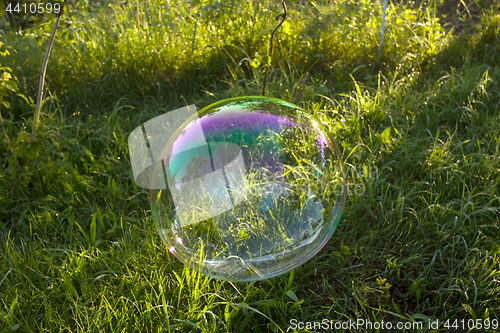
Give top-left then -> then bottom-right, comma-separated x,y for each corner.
0,0 -> 499,332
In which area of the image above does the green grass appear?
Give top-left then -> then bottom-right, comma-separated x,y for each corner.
1,0 -> 500,332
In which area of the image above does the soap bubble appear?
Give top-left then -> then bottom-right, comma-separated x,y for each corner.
150,96 -> 345,281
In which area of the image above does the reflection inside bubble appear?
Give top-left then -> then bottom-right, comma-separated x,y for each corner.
150,96 -> 345,281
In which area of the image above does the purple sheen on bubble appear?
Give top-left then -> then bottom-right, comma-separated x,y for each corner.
315,133 -> 328,161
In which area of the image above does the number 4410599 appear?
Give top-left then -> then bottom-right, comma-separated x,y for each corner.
5,2 -> 62,14
443,318 -> 498,330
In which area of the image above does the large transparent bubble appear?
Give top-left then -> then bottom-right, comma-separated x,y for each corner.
150,96 -> 345,281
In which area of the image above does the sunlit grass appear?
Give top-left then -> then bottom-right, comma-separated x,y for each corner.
0,0 -> 499,331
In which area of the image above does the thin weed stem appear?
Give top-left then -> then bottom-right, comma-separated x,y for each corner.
262,0 -> 287,97
32,0 -> 67,137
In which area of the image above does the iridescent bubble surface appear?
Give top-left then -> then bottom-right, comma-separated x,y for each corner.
151,96 -> 345,281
